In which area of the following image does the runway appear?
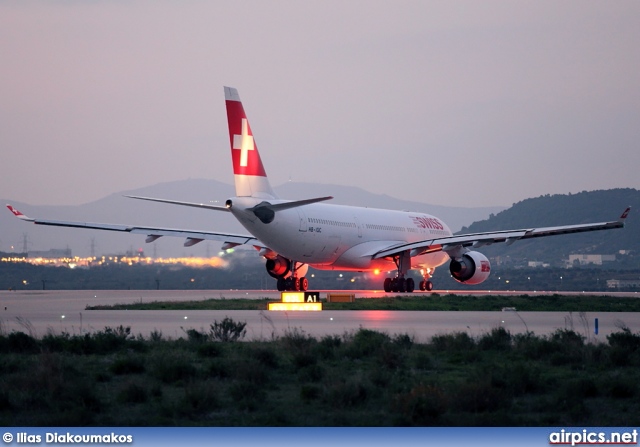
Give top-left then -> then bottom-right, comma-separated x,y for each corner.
1,289 -> 639,342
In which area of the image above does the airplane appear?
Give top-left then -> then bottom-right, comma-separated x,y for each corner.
7,87 -> 631,293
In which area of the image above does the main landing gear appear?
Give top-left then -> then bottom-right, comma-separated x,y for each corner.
383,276 -> 415,293
266,256 -> 310,292
276,276 -> 309,292
382,251 -> 412,293
382,251 -> 434,293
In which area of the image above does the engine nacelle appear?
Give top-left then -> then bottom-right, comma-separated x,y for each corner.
449,251 -> 491,285
265,256 -> 309,279
266,256 -> 291,278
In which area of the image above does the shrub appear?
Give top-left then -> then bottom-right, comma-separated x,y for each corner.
550,329 -> 584,349
607,376 -> 636,399
431,332 -> 475,352
184,328 -> 209,343
393,384 -> 448,425
233,358 -> 270,385
150,352 -> 198,384
182,381 -> 219,413
478,327 -> 512,351
207,359 -> 230,379
513,331 -> 556,359
377,343 -> 405,370
323,376 -> 369,408
608,328 -> 640,351
197,343 -> 222,358
297,364 -> 325,383
110,355 -> 146,375
209,317 -> 247,342
393,333 -> 414,349
345,328 -> 390,359
252,346 -> 278,368
281,327 -> 315,351
149,329 -> 163,342
564,377 -> 599,399
228,381 -> 265,411
300,384 -> 321,402
117,381 -> 148,404
281,328 -> 317,368
453,378 -> 507,414
607,329 -> 640,366
5,332 -> 39,354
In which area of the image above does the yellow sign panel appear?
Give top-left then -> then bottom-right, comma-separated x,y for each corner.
281,292 -> 305,303
268,302 -> 323,312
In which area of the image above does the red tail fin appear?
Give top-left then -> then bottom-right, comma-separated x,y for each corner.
224,87 -> 275,198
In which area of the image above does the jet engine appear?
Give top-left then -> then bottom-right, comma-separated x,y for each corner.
449,251 -> 491,285
266,255 -> 291,278
265,255 -> 308,279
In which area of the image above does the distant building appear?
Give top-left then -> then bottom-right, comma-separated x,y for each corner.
567,254 -> 616,266
607,279 -> 640,289
528,261 -> 550,268
28,248 -> 72,259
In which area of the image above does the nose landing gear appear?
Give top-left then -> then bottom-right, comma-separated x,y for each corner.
418,279 -> 434,291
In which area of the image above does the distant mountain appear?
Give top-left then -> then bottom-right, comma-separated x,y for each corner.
456,188 -> 639,263
1,179 -> 504,258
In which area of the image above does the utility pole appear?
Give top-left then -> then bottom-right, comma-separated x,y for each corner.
21,233 -> 29,254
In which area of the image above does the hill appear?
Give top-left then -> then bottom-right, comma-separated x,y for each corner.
457,188 -> 639,265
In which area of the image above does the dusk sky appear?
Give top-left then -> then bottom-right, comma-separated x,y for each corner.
2,1 -> 639,208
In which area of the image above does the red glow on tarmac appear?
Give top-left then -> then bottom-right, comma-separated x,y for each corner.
360,310 -> 394,321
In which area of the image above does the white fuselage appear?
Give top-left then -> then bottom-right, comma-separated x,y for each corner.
229,197 -> 451,272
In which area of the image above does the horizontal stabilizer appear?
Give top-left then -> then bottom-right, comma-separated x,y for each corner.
247,196 -> 333,224
268,196 -> 334,212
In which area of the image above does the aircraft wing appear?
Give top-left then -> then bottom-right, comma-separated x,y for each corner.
373,207 -> 631,259
124,195 -> 231,212
6,205 -> 259,248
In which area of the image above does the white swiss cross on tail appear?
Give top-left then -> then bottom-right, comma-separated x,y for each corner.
233,118 -> 254,167
225,87 -> 267,178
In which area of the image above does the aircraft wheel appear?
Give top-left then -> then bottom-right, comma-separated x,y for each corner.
419,280 -> 426,291
425,280 -> 433,291
383,277 -> 392,293
277,277 -> 286,291
299,277 -> 308,292
406,278 -> 415,293
398,278 -> 407,293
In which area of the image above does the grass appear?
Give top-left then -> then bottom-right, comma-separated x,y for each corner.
2,320 -> 640,426
86,293 -> 640,312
